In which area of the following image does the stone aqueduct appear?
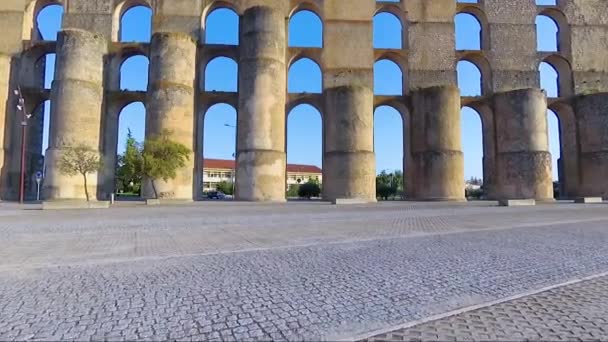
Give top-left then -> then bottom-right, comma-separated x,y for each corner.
0,0 -> 607,202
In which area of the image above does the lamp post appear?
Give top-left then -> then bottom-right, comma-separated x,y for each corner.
224,123 -> 237,196
13,86 -> 32,204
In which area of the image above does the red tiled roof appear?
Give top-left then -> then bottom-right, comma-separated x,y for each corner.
203,159 -> 322,174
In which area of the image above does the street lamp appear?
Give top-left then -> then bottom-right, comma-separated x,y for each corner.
13,86 -> 32,204
224,123 -> 237,196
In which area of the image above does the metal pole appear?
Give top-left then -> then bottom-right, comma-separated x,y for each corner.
36,180 -> 41,202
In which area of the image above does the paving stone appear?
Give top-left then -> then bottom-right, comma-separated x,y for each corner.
1,203 -> 608,340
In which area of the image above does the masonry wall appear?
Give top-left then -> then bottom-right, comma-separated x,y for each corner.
1,0 -> 608,202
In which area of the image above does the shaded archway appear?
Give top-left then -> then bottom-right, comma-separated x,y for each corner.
455,12 -> 482,50
547,109 -> 562,198
457,60 -> 482,97
202,103 -> 238,195
204,57 -> 238,92
119,4 -> 152,42
373,12 -> 403,49
286,104 -> 323,198
204,8 -> 239,45
374,105 -> 404,200
120,55 -> 149,91
374,59 -> 403,96
114,102 -> 146,198
461,106 -> 484,199
289,10 -> 323,48
288,58 -> 322,94
23,1 -> 63,41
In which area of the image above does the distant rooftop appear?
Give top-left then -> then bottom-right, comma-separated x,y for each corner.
203,159 -> 322,174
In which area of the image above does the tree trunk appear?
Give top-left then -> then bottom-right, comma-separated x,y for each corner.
151,179 -> 158,199
82,173 -> 90,202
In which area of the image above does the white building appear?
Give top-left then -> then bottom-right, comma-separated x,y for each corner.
203,159 -> 322,192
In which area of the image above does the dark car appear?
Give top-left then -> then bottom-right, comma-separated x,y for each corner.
207,191 -> 226,200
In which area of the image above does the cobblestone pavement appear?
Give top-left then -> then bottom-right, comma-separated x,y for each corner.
1,202 -> 608,340
366,275 -> 608,341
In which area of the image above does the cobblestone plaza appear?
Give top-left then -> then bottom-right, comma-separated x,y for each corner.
1,202 -> 608,341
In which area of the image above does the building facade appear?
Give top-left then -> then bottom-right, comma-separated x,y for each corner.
203,159 -> 321,193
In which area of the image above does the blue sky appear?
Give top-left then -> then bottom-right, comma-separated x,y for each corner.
36,3 -> 561,180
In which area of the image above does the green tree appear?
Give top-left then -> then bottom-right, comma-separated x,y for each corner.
58,143 -> 103,202
287,184 -> 300,198
376,170 -> 403,200
298,180 -> 321,199
216,181 -> 234,195
377,183 -> 394,200
142,130 -> 191,199
116,129 -> 143,195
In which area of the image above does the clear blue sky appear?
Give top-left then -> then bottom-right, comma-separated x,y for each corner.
37,3 -> 561,180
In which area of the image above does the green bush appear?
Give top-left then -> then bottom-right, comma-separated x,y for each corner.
298,181 -> 321,199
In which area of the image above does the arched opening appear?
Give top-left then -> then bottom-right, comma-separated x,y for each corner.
374,59 -> 403,96
461,106 -> 484,199
204,57 -> 238,92
119,5 -> 152,42
288,58 -> 322,94
457,60 -> 482,97
120,55 -> 149,91
373,12 -> 403,49
28,2 -> 63,41
33,53 -> 56,90
455,12 -> 482,50
204,8 -> 239,45
547,109 -> 562,198
374,105 -> 404,200
536,14 -> 559,52
539,61 -> 559,98
286,104 -> 323,199
40,100 -> 51,157
115,102 -> 146,198
289,10 -> 323,48
202,103 -> 238,196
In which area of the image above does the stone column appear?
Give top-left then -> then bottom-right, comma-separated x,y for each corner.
43,29 -> 108,200
236,6 -> 286,202
100,102 -> 120,200
0,6 -> 24,200
410,85 -> 465,201
575,93 -> 608,199
144,32 -> 197,200
0,54 -> 12,199
493,88 -> 553,201
323,86 -> 376,202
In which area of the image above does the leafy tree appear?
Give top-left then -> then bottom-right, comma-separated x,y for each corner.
216,181 -> 234,195
116,129 -> 143,195
58,143 -> 103,202
287,184 -> 300,198
376,170 -> 404,200
142,130 -> 191,199
298,180 -> 321,199
377,184 -> 394,200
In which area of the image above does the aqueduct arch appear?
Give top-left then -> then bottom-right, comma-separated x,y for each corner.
2,0 -> 608,202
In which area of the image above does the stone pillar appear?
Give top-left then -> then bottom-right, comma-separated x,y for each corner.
410,85 -> 465,201
493,88 -> 553,201
0,5 -> 24,200
235,6 -> 286,202
43,29 -> 107,200
575,93 -> 608,199
144,32 -> 197,200
100,102 -> 120,200
0,54 -> 12,199
323,86 -> 376,202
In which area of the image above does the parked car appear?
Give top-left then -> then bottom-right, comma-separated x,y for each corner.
207,191 -> 226,200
